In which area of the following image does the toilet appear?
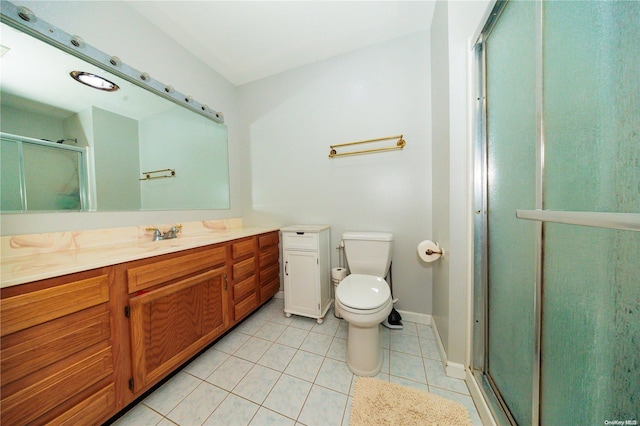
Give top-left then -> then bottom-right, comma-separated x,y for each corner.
335,231 -> 394,376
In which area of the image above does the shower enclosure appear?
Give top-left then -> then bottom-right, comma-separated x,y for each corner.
1,133 -> 87,211
473,1 -> 639,424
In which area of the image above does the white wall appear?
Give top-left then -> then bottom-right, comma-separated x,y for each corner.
430,0 -> 451,352
239,33 -> 434,315
1,1 -> 240,235
430,0 -> 493,365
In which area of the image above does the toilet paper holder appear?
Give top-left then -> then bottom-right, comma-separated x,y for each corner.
425,246 -> 443,256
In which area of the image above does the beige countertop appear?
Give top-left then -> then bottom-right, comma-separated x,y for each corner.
1,219 -> 279,288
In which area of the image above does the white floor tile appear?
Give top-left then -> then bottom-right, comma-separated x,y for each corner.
214,330 -> 251,354
424,358 -> 470,395
206,356 -> 253,391
233,364 -> 281,405
249,407 -> 296,426
300,331 -> 333,356
390,332 -> 422,356
166,381 -> 228,425
183,347 -> 230,379
276,326 -> 309,348
112,403 -> 164,426
314,358 -> 354,395
257,343 -> 297,372
262,373 -> 312,419
389,350 -> 427,383
284,350 -> 324,382
235,336 -> 273,363
326,337 -> 347,361
143,372 -> 202,415
203,394 -> 259,426
255,322 -> 288,341
298,385 -> 348,426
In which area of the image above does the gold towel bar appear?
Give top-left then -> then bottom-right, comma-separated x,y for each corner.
140,168 -> 176,181
329,134 -> 406,158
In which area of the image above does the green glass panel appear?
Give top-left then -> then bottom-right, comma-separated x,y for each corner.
542,1 -> 640,423
542,224 -> 640,423
485,1 -> 537,423
544,1 -> 640,213
1,138 -> 24,211
23,143 -> 82,211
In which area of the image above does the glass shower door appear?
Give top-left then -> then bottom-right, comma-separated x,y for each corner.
540,1 -> 640,423
475,0 -> 639,424
484,1 -> 537,424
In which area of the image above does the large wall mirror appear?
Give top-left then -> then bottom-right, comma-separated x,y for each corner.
0,2 -> 230,212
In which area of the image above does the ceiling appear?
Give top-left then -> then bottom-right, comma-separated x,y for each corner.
125,1 -> 436,86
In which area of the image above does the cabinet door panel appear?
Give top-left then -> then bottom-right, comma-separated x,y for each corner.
284,251 -> 319,316
129,267 -> 227,392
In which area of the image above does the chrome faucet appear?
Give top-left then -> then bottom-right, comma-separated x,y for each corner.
163,226 -> 182,239
146,225 -> 182,241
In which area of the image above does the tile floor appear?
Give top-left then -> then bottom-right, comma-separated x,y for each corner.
113,298 -> 483,426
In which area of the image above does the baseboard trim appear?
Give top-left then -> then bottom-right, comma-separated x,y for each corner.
396,310 -> 431,325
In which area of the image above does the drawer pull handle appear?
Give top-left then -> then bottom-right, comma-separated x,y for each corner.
296,232 -> 305,235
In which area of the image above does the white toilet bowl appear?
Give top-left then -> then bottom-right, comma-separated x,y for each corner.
336,274 -> 393,376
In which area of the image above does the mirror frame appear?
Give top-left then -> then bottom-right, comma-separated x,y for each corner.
0,1 -> 224,124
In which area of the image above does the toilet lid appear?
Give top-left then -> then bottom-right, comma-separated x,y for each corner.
336,274 -> 390,310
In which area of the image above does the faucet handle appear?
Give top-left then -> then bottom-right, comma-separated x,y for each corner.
146,227 -> 163,241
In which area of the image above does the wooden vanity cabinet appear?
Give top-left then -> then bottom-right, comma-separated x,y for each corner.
0,230 -> 280,424
229,231 -> 281,322
125,244 -> 229,393
258,231 -> 281,302
0,267 -> 117,426
230,236 -> 258,322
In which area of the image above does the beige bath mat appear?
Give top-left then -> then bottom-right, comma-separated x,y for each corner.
350,377 -> 472,426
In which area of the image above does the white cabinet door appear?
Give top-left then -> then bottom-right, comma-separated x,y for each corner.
283,250 -> 319,317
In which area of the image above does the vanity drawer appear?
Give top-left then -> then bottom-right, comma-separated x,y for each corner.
259,245 -> 279,267
234,292 -> 258,321
48,383 -> 116,426
282,232 -> 318,251
232,257 -> 255,281
0,274 -> 110,337
260,263 -> 280,285
127,246 -> 226,293
232,238 -> 256,260
1,307 -> 110,385
1,345 -> 113,426
233,275 -> 257,302
259,232 -> 279,249
260,279 -> 280,302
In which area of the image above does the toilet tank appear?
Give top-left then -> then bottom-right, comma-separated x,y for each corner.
342,231 -> 394,278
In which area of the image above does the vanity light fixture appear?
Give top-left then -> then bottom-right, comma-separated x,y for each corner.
70,70 -> 119,92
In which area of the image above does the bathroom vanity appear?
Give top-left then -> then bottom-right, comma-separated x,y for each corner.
0,220 -> 280,425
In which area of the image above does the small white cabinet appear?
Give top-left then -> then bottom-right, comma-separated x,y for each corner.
281,225 -> 331,323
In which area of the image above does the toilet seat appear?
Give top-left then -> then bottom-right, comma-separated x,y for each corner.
336,274 -> 391,310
